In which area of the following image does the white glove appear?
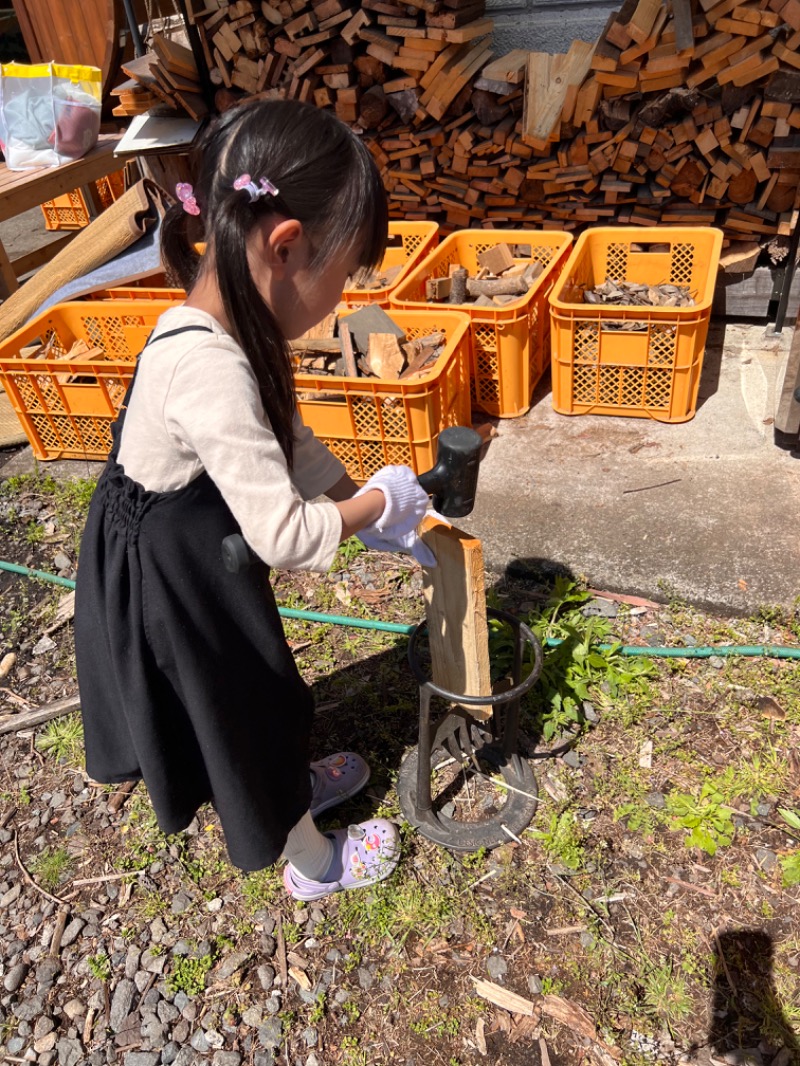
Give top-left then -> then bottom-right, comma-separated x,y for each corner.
358,527 -> 437,567
354,465 -> 430,538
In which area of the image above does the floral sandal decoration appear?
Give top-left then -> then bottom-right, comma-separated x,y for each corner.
284,818 -> 399,901
309,752 -> 370,817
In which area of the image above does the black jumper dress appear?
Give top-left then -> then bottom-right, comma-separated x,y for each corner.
74,325 -> 313,872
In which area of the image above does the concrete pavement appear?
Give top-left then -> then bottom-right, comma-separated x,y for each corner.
469,320 -> 800,614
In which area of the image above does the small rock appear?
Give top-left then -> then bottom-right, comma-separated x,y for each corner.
204,1031 -> 225,1051
160,1042 -> 180,1065
646,792 -> 666,809
212,1054 -> 242,1066
721,1050 -> 763,1066
36,958 -> 61,990
0,883 -> 22,908
170,892 -> 192,916
258,1018 -> 283,1049
214,950 -> 250,982
4,961 -> 29,992
242,1006 -> 264,1028
34,1017 -> 56,1039
527,975 -> 543,994
60,919 -> 85,947
54,553 -> 72,571
62,999 -> 85,1021
35,1032 -> 57,1054
190,1030 -> 210,1053
357,967 -> 374,991
582,598 -> 617,618
56,1037 -> 83,1066
771,1048 -> 793,1066
486,955 -> 507,982
754,848 -> 778,872
140,948 -> 166,974
561,749 -> 583,769
256,964 -> 275,992
302,1027 -> 318,1048
110,980 -> 139,1033
14,995 -> 45,1021
123,1054 -> 160,1066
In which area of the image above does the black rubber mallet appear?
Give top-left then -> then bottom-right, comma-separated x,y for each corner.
221,425 -> 483,573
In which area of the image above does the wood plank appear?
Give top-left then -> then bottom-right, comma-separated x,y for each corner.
673,0 -> 696,50
419,516 -> 492,721
152,33 -> 199,78
522,41 -> 595,149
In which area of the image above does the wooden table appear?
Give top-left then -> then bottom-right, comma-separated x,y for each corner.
0,134 -> 123,299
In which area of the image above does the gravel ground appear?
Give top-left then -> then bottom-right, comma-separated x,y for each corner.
1,454 -> 799,1066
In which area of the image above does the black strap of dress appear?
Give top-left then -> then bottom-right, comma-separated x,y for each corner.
111,324 -> 214,456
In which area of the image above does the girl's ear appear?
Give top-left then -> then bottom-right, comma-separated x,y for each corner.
265,218 -> 305,273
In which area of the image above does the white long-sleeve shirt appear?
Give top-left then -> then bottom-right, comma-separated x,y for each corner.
117,305 -> 346,573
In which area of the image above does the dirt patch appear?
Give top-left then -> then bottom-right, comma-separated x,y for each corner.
0,454 -> 799,1066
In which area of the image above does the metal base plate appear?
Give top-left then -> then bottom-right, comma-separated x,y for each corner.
396,713 -> 539,851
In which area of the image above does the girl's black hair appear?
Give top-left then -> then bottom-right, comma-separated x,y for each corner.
161,98 -> 389,467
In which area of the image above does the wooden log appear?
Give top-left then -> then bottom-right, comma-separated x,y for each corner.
466,274 -> 529,296
419,516 -> 492,721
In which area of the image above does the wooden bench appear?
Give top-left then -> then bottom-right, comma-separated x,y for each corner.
0,133 -> 123,299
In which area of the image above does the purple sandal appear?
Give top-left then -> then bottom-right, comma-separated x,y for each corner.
309,752 -> 370,817
283,818 -> 399,901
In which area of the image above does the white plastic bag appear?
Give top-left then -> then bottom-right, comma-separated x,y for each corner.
0,62 -> 102,170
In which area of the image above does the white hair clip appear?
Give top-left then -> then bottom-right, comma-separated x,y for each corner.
233,173 -> 280,202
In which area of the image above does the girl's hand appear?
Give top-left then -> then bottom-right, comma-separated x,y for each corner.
353,466 -> 430,536
334,487 -> 386,541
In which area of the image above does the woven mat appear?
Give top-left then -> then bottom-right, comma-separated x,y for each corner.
0,179 -> 170,343
0,389 -> 28,448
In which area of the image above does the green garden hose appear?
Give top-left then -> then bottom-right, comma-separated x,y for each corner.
2,557 -> 800,660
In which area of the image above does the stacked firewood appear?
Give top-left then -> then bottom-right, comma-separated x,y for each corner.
177,0 -> 799,242
294,307 -> 445,379
187,0 -> 492,127
421,241 -> 544,306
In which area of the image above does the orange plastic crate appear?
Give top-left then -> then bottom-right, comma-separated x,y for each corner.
40,170 -> 126,232
340,221 -> 439,309
0,299 -> 471,474
0,300 -> 172,460
295,309 -> 471,481
549,227 -> 724,423
390,228 -> 573,418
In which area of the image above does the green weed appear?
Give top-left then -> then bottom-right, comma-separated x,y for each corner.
31,847 -> 72,890
166,954 -> 214,996
241,866 -> 285,911
36,713 -> 84,764
408,991 -> 460,1038
713,748 -> 788,809
332,537 -> 367,569
640,957 -> 693,1032
665,782 -> 735,856
490,578 -> 655,742
528,809 -> 586,870
87,952 -> 112,982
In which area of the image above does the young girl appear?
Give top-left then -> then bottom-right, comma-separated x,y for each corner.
74,99 -> 434,902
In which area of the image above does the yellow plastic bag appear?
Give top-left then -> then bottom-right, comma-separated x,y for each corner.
0,62 -> 102,170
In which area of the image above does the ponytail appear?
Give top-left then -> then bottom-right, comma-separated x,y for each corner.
160,99 -> 389,470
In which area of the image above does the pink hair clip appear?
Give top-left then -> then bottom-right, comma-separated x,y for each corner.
233,173 -> 280,202
175,183 -> 200,216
